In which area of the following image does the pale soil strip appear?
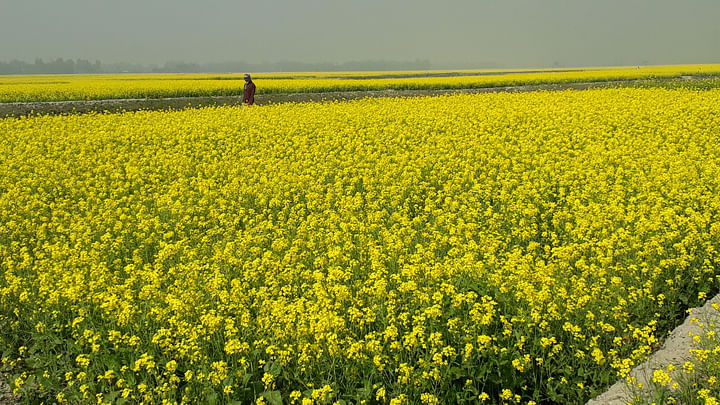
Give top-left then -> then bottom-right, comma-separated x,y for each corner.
587,293 -> 720,405
0,78 -> 698,118
0,374 -> 18,405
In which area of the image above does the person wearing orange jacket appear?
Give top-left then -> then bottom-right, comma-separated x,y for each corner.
242,73 -> 256,105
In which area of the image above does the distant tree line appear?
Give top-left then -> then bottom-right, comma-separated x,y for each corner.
0,58 -> 447,75
0,58 -> 104,75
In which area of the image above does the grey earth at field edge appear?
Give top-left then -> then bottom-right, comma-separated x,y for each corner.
0,76 -> 709,118
587,293 -> 720,404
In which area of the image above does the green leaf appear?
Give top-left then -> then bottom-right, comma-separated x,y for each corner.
24,375 -> 36,387
104,390 -> 120,403
262,390 -> 283,405
241,372 -> 252,385
206,392 -> 219,405
269,361 -> 282,376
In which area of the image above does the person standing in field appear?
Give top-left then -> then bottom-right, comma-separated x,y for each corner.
243,73 -> 256,105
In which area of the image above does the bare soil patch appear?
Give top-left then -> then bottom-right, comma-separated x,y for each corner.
0,79 -> 676,118
587,293 -> 720,404
0,374 -> 18,405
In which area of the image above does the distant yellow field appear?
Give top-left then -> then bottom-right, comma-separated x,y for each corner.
1,64 -> 719,102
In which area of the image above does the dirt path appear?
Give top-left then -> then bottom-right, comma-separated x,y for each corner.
587,293 -> 720,404
0,78 -> 697,118
0,375 -> 17,405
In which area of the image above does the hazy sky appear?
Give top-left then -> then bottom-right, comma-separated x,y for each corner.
1,0 -> 719,68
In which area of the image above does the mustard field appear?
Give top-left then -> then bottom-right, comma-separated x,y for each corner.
2,87 -> 720,404
1,64 -> 720,102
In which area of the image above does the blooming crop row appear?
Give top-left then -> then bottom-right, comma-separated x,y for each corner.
1,64 -> 720,102
2,87 -> 720,404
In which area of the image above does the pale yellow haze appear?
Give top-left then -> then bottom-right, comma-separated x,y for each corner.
0,0 -> 718,68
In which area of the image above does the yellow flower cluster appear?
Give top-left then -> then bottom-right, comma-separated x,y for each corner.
2,87 -> 720,403
1,64 -> 719,102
